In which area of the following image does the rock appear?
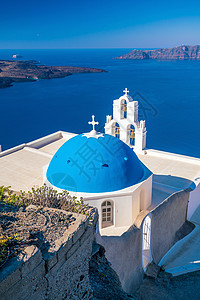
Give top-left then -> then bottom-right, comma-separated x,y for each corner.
156,271 -> 172,287
145,262 -> 161,278
89,244 -> 134,299
0,60 -> 106,88
115,45 -> 200,60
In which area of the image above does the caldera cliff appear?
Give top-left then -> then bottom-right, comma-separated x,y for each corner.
116,45 -> 200,60
0,60 -> 106,88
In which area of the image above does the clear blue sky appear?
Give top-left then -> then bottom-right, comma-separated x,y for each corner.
1,0 -> 200,49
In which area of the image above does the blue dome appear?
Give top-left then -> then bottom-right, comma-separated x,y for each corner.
46,134 -> 144,193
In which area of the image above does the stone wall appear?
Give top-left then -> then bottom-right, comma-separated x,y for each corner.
0,207 -> 98,300
0,189 -> 192,297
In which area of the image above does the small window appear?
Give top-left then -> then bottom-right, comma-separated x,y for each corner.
102,163 -> 109,167
101,200 -> 113,228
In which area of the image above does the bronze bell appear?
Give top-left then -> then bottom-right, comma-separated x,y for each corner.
130,130 -> 135,139
116,127 -> 120,135
123,104 -> 127,112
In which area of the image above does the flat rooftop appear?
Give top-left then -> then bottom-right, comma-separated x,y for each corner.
1,132 -> 200,206
138,150 -> 200,208
0,131 -> 75,192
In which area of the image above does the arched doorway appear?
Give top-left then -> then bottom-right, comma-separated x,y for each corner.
142,214 -> 152,270
101,200 -> 113,228
121,99 -> 127,119
112,122 -> 120,139
128,124 -> 135,146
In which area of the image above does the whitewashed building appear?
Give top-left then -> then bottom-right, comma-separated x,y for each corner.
44,89 -> 153,235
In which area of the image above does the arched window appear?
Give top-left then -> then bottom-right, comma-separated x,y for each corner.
121,99 -> 127,119
101,200 -> 113,228
128,124 -> 135,146
112,122 -> 120,139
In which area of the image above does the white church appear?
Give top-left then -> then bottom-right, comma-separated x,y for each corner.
1,88 -> 200,280
44,88 -> 152,236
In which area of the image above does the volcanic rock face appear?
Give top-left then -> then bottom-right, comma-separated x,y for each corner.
0,60 -> 106,88
89,243 -> 134,299
116,45 -> 200,60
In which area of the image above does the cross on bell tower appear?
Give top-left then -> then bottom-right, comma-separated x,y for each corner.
123,88 -> 129,96
88,115 -> 99,131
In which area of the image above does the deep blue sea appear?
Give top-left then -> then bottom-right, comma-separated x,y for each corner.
1,49 -> 200,158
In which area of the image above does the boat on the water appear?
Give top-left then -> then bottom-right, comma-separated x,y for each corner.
12,54 -> 23,59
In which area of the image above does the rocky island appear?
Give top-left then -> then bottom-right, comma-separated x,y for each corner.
116,45 -> 200,60
0,60 -> 106,88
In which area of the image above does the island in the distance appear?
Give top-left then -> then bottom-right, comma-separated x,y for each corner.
116,45 -> 200,60
0,60 -> 106,88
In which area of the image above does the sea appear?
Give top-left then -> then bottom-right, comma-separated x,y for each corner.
0,49 -> 200,158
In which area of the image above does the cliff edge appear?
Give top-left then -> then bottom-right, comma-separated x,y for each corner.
0,60 -> 106,88
116,45 -> 200,60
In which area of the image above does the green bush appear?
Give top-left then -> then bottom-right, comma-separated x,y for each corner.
0,184 -> 89,215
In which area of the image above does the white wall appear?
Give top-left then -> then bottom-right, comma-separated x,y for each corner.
132,188 -> 141,222
84,195 -> 133,229
145,175 -> 153,209
84,175 -> 152,232
132,175 -> 152,222
114,195 -> 133,227
27,131 -> 62,148
187,181 -> 200,220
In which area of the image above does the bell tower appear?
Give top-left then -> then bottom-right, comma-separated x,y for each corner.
105,88 -> 147,153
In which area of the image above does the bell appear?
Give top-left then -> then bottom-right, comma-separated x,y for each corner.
130,130 -> 135,139
116,127 -> 120,135
123,104 -> 127,112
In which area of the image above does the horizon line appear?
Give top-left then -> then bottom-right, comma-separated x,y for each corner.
0,44 -> 198,51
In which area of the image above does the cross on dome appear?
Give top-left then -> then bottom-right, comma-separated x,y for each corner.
84,115 -> 103,139
88,115 -> 99,131
123,88 -> 129,96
